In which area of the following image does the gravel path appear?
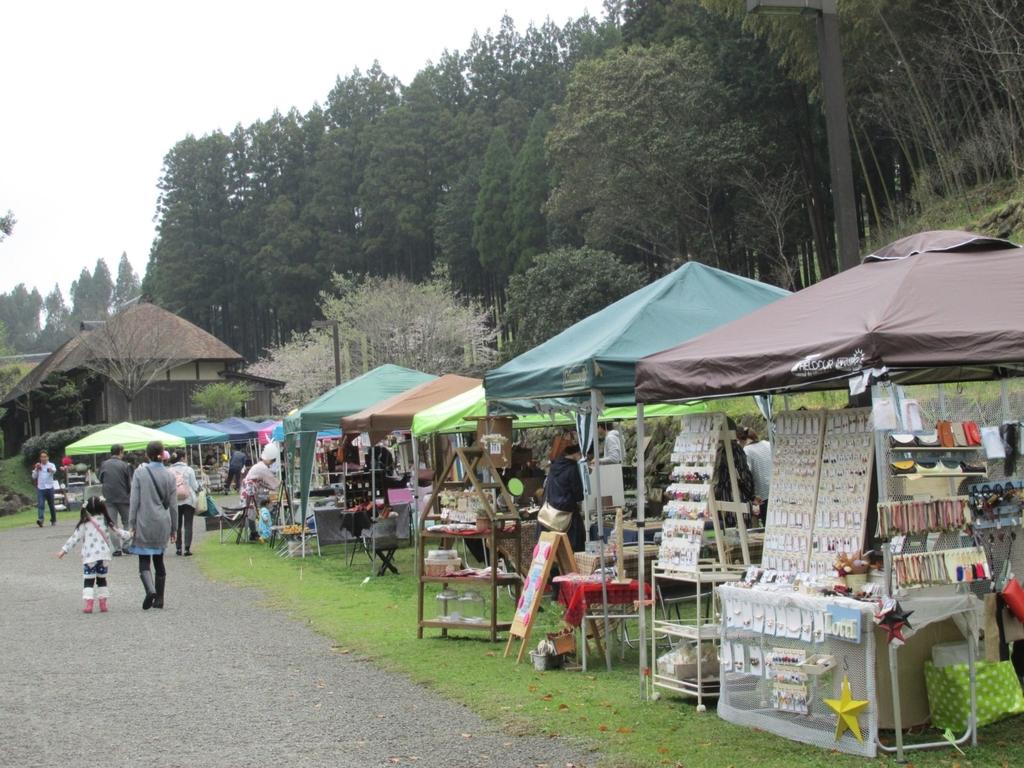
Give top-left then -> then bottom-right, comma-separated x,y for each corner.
2,520 -> 593,768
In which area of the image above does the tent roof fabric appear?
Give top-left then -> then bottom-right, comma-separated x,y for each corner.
341,374 -> 480,435
66,422 -> 186,456
207,416 -> 263,441
411,385 -> 708,436
635,230 -> 1024,402
157,421 -> 230,445
483,261 -> 789,404
283,364 -> 436,434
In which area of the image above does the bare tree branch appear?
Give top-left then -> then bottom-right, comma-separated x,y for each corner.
77,310 -> 188,420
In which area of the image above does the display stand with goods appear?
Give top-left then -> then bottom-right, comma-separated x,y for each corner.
712,408 -> 882,757
633,230 -> 1024,762
505,531 -> 577,662
718,575 -> 880,756
868,386 -> 1024,760
417,445 -> 522,642
652,412 -> 750,710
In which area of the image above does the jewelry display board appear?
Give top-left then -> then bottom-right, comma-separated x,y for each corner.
660,412 -> 747,571
762,409 -> 875,576
718,584 -> 879,758
762,412 -> 825,572
809,409 -> 875,576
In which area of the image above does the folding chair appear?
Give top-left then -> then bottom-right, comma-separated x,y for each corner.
211,496 -> 253,544
361,514 -> 400,576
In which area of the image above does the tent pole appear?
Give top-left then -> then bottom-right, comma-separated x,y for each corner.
371,433 -> 377,575
591,389 -> 613,673
636,402 -> 648,700
411,434 -> 421,580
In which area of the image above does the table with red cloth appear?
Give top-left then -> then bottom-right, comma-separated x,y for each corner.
553,575 -> 651,628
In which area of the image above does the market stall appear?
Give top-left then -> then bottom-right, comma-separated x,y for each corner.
634,230 -> 1024,759
340,374 -> 481,571
281,365 -> 436,555
485,261 -> 790,673
157,420 -> 230,473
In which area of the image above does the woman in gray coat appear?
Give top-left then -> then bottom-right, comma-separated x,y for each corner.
129,441 -> 177,610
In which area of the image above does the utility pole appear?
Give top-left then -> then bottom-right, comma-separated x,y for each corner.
747,0 -> 860,272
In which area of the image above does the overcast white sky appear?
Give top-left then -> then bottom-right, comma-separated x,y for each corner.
1,0 -> 595,301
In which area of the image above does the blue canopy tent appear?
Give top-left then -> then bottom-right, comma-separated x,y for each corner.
208,417 -> 262,441
158,420 -> 230,445
484,261 -> 790,675
158,420 -> 231,467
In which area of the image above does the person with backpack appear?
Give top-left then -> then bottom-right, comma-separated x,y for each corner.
168,452 -> 199,556
128,441 -> 177,610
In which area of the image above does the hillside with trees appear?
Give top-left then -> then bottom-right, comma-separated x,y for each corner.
137,0 -> 1023,368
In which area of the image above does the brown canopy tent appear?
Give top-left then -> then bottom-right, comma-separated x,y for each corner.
632,230 -> 1024,759
635,230 -> 1024,402
340,374 -> 481,437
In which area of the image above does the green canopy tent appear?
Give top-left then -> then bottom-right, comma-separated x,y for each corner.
484,261 -> 790,676
282,365 -> 436,550
411,385 -> 708,436
66,422 -> 186,456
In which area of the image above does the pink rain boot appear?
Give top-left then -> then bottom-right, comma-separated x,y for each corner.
82,587 -> 94,614
97,586 -> 109,613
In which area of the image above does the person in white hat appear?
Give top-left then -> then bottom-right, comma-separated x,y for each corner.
240,443 -> 281,541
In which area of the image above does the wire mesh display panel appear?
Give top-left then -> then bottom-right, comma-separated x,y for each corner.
875,381 -> 1024,596
718,585 -> 878,758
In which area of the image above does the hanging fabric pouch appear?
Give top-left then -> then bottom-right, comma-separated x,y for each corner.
1001,577 -> 1024,622
982,426 -> 1006,459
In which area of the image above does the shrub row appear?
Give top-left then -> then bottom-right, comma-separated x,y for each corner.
20,420 -> 167,466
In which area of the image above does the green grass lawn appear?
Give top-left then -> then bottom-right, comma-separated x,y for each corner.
0,454 -> 37,499
196,538 -> 1022,768
0,508 -> 40,530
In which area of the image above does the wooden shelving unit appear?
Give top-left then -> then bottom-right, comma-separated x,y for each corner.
416,445 -> 522,642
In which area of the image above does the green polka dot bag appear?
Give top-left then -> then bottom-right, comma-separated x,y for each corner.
924,660 -> 1024,732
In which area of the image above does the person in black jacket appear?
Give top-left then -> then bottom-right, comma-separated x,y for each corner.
543,443 -> 586,552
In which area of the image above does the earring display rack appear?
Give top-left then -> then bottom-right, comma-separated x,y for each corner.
762,412 -> 826,573
809,409 -> 875,576
761,409 -> 875,576
659,412 -> 749,571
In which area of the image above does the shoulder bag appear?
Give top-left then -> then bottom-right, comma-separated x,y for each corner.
537,502 -> 572,533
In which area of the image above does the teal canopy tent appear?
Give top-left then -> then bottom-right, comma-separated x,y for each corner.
283,365 -> 436,434
485,261 -> 790,405
483,261 -> 790,676
283,365 -> 436,547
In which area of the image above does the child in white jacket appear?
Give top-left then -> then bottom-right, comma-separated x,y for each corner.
58,497 -> 130,613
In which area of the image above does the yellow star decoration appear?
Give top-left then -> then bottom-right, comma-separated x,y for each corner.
824,675 -> 869,742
